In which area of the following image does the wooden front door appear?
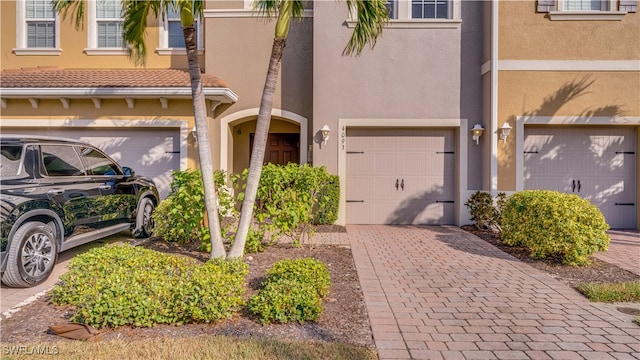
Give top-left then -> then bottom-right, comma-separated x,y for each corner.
250,133 -> 300,165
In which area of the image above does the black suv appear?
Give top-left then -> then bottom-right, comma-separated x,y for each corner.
1,135 -> 158,287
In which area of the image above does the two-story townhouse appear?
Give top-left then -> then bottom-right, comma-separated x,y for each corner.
485,0 -> 639,229
0,0 -> 237,198
2,0 -> 638,230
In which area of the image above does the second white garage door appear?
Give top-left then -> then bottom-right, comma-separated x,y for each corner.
346,128 -> 456,225
524,126 -> 637,229
7,127 -> 180,199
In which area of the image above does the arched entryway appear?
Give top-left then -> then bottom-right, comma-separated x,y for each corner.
219,108 -> 308,175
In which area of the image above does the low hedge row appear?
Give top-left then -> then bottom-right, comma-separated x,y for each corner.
51,244 -> 248,328
248,258 -> 331,324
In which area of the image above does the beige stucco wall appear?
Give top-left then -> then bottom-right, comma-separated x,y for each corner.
498,1 -> 640,60
1,1 -> 201,70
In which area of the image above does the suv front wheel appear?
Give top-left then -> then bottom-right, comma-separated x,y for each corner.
2,221 -> 59,288
132,197 -> 154,239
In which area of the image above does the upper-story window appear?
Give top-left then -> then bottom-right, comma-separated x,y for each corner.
563,0 -> 609,10
26,0 -> 55,47
537,0 -> 636,20
84,0 -> 126,54
14,0 -> 61,55
96,0 -> 124,48
157,6 -> 203,54
384,0 -> 458,20
411,0 -> 450,18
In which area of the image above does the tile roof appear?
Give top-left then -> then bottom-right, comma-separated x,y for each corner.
0,67 -> 228,88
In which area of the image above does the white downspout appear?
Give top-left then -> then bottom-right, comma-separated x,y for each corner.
490,0 -> 499,196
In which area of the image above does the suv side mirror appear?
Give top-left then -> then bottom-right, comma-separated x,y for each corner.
123,167 -> 135,177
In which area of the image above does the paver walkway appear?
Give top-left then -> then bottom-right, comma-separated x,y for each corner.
595,230 -> 640,276
347,225 -> 640,360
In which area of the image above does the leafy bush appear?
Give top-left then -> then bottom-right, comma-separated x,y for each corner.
501,190 -> 610,266
249,163 -> 339,246
265,258 -> 331,297
154,170 -> 235,246
465,191 -> 506,231
51,244 -> 248,329
248,258 -> 331,324
248,280 -> 323,325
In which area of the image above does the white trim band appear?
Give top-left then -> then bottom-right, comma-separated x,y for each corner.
499,60 -> 640,72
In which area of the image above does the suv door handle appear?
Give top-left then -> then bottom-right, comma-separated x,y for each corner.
47,189 -> 64,196
99,185 -> 112,190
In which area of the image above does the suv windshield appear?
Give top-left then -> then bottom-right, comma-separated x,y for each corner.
0,144 -> 24,178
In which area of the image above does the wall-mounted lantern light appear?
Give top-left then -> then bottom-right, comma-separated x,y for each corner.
190,126 -> 197,143
470,124 -> 484,145
320,124 -> 331,145
499,122 -> 512,143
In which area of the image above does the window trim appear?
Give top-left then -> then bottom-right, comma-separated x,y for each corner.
84,0 -> 127,55
13,0 -> 61,56
156,10 -> 204,56
348,0 -> 460,29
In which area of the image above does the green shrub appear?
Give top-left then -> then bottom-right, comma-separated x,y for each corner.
501,190 -> 610,266
248,280 -> 323,325
465,191 -> 506,231
51,244 -> 248,329
154,170 -> 235,247
249,164 -> 339,246
265,258 -> 331,297
248,258 -> 331,324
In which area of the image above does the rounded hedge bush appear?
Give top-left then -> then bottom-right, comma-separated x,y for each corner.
501,190 -> 609,266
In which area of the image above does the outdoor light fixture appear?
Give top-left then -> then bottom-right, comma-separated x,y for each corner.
191,126 -> 197,143
320,124 -> 331,145
470,124 -> 484,145
499,122 -> 512,143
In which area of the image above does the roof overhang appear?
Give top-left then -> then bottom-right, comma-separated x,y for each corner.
0,87 -> 238,103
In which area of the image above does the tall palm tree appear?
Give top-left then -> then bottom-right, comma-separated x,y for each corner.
53,0 -> 227,258
228,0 -> 389,258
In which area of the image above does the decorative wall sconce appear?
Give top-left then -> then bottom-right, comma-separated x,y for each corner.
499,122 -> 512,143
190,126 -> 197,143
320,124 -> 331,145
470,124 -> 484,145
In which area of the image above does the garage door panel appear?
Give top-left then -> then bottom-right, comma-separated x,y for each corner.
524,126 -> 636,229
7,127 -> 179,199
346,128 -> 456,225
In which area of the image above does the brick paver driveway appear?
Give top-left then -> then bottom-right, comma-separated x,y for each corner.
347,225 -> 640,360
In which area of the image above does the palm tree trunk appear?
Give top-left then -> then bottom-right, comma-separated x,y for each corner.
229,37 -> 286,258
183,26 -> 226,259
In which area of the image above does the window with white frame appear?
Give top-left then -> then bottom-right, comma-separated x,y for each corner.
537,0 -> 635,19
563,0 -> 609,10
157,6 -> 203,53
168,7 -> 199,48
14,0 -> 60,55
384,0 -> 457,20
25,0 -> 55,47
96,0 -> 124,48
411,0 -> 450,18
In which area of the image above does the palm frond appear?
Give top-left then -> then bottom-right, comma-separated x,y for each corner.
343,0 -> 389,56
122,0 -> 154,66
51,0 -> 86,30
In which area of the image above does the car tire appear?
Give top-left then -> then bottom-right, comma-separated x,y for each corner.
2,221 -> 58,288
132,197 -> 154,239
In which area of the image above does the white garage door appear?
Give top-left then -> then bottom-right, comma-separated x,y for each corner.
7,127 -> 180,199
346,128 -> 456,224
524,126 -> 637,229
